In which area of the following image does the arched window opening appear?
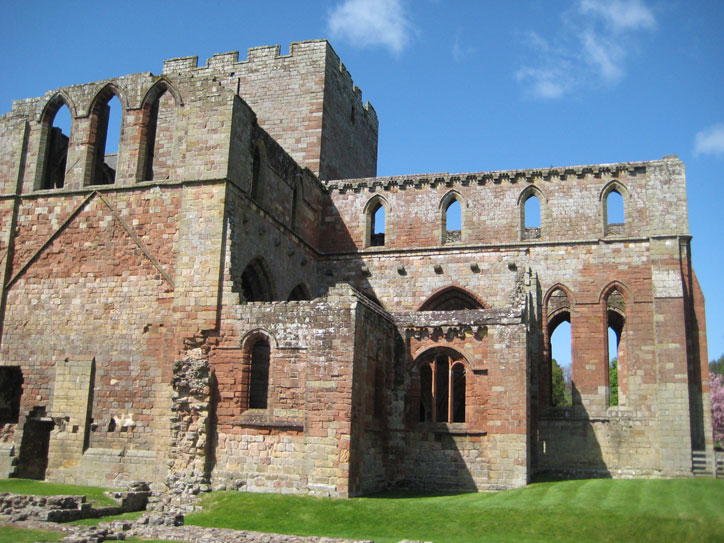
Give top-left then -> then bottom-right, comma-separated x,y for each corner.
444,198 -> 462,243
606,190 -> 625,235
371,203 -> 385,247
550,318 -> 572,407
287,283 -> 311,301
90,92 -> 122,185
546,287 -> 573,407
42,104 -> 71,190
250,147 -> 262,200
418,286 -> 484,311
249,340 -> 270,409
140,87 -> 176,181
418,350 -> 466,423
606,289 -> 626,406
241,258 -> 274,302
523,194 -> 541,239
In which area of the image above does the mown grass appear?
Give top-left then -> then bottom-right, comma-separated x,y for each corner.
0,478 -> 116,506
187,478 -> 724,543
0,526 -> 64,542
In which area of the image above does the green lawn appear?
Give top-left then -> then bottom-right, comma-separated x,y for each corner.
186,478 -> 724,543
0,478 -> 116,506
0,526 -> 64,542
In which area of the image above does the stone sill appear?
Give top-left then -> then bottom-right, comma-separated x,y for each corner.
420,423 -> 486,436
541,405 -> 651,423
234,411 -> 304,430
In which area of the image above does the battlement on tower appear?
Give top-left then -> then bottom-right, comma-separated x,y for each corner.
160,40 -> 378,180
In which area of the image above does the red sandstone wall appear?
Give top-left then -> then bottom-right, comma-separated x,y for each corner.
208,287 -> 362,497
0,188 -> 181,483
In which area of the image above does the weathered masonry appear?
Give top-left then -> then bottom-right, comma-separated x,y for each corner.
0,39 -> 713,497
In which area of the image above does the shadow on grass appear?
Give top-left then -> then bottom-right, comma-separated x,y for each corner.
530,471 -> 613,484
362,489 -> 477,500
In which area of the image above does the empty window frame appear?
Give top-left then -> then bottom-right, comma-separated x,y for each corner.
601,181 -> 629,236
546,287 -> 573,407
38,96 -> 72,190
441,192 -> 463,244
139,82 -> 178,181
88,87 -> 123,186
366,196 -> 387,247
249,339 -> 270,409
519,187 -> 543,240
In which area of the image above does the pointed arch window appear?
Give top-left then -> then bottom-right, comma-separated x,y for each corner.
37,96 -> 72,190
365,196 -> 388,247
241,257 -> 275,302
602,182 -> 628,236
519,187 -> 544,240
546,287 -> 573,407
441,192 -> 463,244
88,87 -> 123,186
139,82 -> 178,181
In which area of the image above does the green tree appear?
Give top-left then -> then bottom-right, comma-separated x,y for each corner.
610,359 -> 618,406
552,360 -> 570,406
710,354 -> 724,377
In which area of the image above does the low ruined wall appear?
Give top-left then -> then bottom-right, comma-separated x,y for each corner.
400,432 -> 527,491
0,484 -> 149,522
536,410 -> 663,477
211,431 -> 340,496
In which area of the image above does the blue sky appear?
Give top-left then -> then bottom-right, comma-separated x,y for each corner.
1,0 -> 722,363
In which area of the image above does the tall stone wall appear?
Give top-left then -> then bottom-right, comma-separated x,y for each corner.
320,156 -> 707,479
162,40 -> 378,181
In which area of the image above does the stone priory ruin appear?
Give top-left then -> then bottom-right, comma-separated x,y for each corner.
0,40 -> 714,497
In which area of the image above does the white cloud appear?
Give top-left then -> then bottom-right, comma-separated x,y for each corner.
694,124 -> 724,157
328,0 -> 413,56
579,0 -> 656,33
516,0 -> 656,99
452,31 -> 475,63
581,30 -> 624,82
515,67 -> 568,100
